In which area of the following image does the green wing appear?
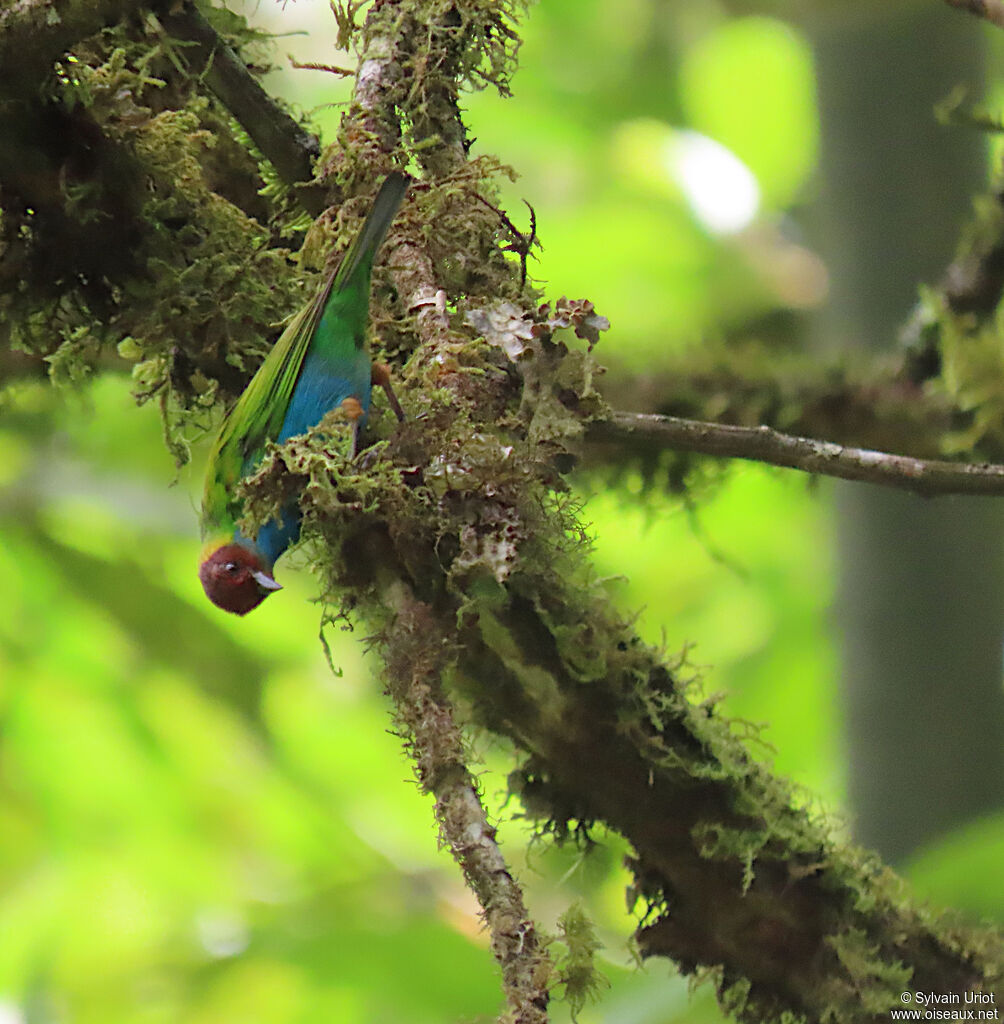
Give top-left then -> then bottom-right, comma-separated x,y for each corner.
200,275 -> 335,535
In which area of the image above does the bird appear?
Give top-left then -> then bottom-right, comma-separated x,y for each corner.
198,171 -> 410,615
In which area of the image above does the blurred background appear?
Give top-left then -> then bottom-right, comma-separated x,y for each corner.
1,1 -> 1002,1022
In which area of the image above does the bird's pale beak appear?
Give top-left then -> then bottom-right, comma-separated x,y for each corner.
252,569 -> 283,593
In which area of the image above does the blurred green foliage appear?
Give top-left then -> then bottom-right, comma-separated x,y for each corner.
1,2 -> 1000,1023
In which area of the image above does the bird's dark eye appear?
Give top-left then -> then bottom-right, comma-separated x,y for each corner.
224,562 -> 240,575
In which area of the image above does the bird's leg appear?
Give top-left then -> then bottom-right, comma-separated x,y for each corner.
371,362 -> 406,422
339,396 -> 365,460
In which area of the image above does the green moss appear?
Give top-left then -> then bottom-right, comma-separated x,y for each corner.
0,8 -> 310,465
827,929 -> 913,1014
350,0 -> 528,99
554,904 -> 608,1021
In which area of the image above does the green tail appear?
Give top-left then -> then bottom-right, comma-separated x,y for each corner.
330,171 -> 410,293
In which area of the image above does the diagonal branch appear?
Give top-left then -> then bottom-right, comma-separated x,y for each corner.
286,2 -> 1004,1019
159,4 -> 323,209
0,0 -> 323,208
942,0 -> 1004,30
384,584 -> 550,1024
589,410 -> 1004,496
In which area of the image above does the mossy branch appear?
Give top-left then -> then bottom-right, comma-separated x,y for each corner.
383,583 -> 551,1024
159,4 -> 323,207
259,3 -> 1001,1021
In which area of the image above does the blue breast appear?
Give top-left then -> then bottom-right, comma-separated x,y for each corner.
278,346 -> 373,443
247,509 -> 300,568
235,341 -> 373,568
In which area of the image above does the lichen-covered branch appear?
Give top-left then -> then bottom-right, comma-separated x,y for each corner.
589,410 -> 1004,496
243,3 -> 1003,1021
282,394 -> 1004,1024
383,584 -> 551,1024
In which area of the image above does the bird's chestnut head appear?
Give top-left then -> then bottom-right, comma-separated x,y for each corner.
199,543 -> 282,615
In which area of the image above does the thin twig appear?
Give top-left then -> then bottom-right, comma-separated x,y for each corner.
589,410 -> 1004,497
472,193 -> 539,286
289,57 -> 354,76
942,0 -> 1004,30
